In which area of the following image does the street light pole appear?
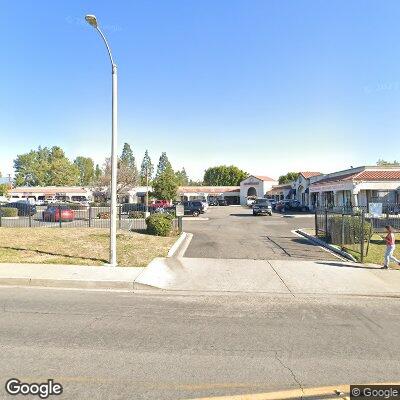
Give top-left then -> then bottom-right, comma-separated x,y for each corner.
85,15 -> 118,266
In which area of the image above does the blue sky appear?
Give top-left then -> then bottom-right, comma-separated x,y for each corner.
1,0 -> 400,180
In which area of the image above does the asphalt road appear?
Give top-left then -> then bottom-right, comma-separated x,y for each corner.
183,206 -> 338,261
0,287 -> 399,400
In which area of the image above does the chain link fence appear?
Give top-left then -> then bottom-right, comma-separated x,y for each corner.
0,202 -> 178,232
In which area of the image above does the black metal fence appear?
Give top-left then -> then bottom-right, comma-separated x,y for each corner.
0,202 -> 179,232
315,204 -> 400,262
315,207 -> 370,262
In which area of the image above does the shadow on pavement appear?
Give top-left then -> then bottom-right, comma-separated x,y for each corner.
315,261 -> 380,270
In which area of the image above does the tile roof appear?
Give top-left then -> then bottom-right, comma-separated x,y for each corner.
352,170 -> 400,181
10,186 -> 89,194
178,186 -> 240,194
299,172 -> 322,179
310,169 -> 400,187
253,175 -> 275,181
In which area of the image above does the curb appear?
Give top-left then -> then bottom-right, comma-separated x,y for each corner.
296,229 -> 358,262
167,232 -> 188,257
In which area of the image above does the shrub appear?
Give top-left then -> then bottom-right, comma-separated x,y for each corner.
328,215 -> 372,245
128,211 -> 145,219
0,207 -> 18,217
146,213 -> 173,236
97,212 -> 110,219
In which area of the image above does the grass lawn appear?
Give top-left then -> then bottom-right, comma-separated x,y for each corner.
302,228 -> 400,269
0,228 -> 177,267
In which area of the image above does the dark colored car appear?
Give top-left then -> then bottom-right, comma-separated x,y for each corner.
121,203 -> 146,213
207,198 -> 219,206
5,201 -> 37,216
285,200 -> 309,212
252,198 -> 272,216
275,200 -> 291,213
183,201 -> 204,217
217,199 -> 228,206
43,205 -> 75,222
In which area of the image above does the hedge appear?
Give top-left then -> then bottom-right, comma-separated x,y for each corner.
128,211 -> 145,219
0,207 -> 18,217
328,215 -> 372,245
146,213 -> 173,236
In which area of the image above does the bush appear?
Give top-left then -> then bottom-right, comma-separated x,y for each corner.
328,215 -> 372,245
129,211 -> 145,219
97,212 -> 110,219
146,213 -> 173,236
0,207 -> 18,217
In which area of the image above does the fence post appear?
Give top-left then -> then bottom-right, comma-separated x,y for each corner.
118,204 -> 122,229
88,205 -> 91,227
59,205 -> 62,228
360,210 -> 365,263
324,208 -> 328,242
314,209 -> 318,237
178,216 -> 183,233
28,206 -> 32,228
341,213 -> 345,248
0,212 -> 2,227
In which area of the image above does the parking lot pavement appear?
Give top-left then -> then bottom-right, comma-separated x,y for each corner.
183,206 -> 338,261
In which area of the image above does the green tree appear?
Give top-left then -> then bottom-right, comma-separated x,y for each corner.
47,147 -> 80,186
156,152 -> 172,178
203,165 -> 248,186
175,168 -> 189,186
278,172 -> 299,185
120,143 -> 138,185
14,146 -> 79,186
152,164 -> 178,200
377,159 -> 400,166
140,150 -> 154,185
74,156 -> 95,186
0,184 -> 8,196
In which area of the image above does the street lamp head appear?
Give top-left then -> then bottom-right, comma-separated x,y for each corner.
85,15 -> 98,28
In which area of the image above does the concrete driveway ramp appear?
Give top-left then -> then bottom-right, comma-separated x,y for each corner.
135,257 -> 290,293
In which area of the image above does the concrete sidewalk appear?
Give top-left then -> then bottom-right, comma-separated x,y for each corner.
1,257 -> 399,296
0,263 -> 144,290
135,257 -> 400,296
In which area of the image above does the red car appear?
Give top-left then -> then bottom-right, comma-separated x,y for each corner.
150,200 -> 170,209
43,205 -> 75,222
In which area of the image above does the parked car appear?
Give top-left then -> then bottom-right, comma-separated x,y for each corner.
121,203 -> 146,214
4,201 -> 36,216
42,205 -> 75,222
246,197 -> 256,207
275,200 -> 291,213
252,198 -> 272,216
150,200 -> 170,209
285,200 -> 309,212
217,199 -> 228,206
268,199 -> 277,210
182,201 -> 204,217
207,198 -> 219,206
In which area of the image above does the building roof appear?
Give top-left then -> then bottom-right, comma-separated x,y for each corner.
10,186 -> 89,194
252,175 -> 275,182
310,167 -> 400,187
299,171 -> 322,179
267,183 -> 292,194
178,186 -> 240,194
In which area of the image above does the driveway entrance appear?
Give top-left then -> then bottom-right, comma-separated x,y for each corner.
183,206 -> 338,261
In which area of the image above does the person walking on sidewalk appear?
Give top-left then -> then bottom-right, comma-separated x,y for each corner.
382,225 -> 400,269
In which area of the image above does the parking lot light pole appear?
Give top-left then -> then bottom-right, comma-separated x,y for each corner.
85,14 -> 118,267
